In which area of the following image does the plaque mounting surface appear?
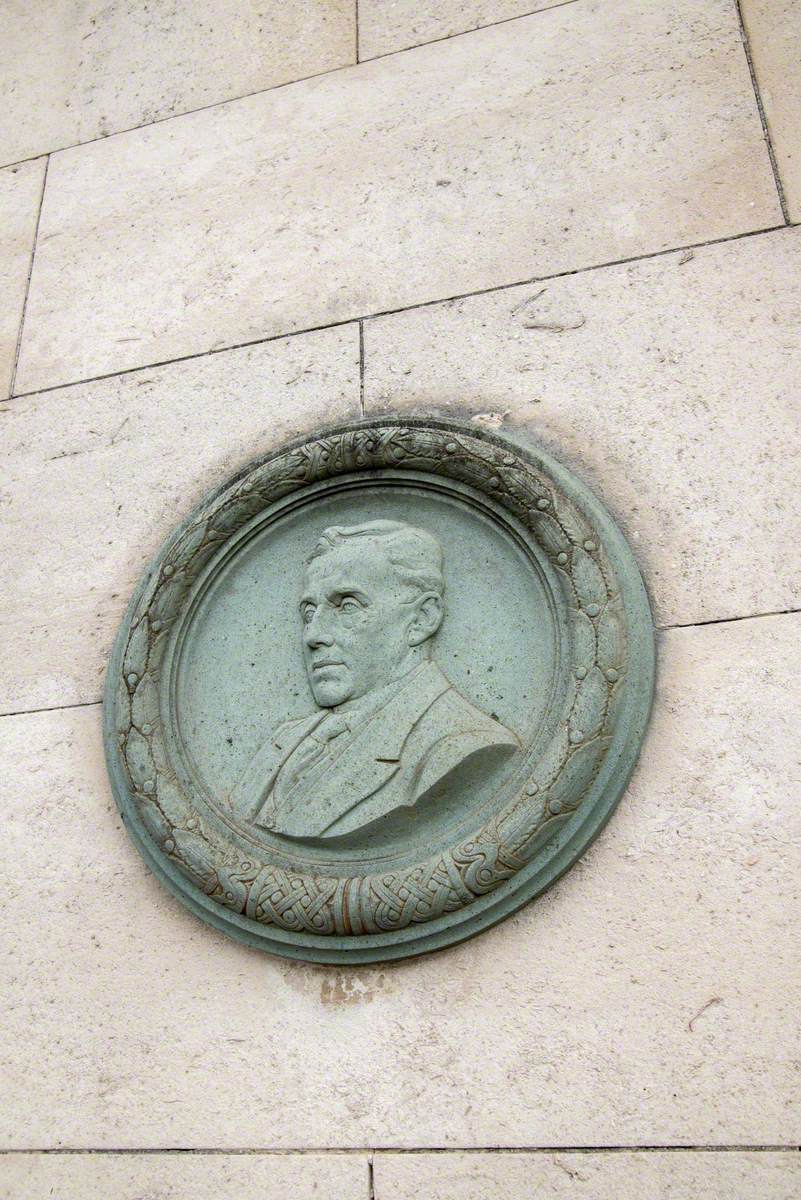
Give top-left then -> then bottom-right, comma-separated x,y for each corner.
104,417 -> 654,962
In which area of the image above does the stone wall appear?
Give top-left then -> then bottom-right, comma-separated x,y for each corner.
2,2 -> 800,1196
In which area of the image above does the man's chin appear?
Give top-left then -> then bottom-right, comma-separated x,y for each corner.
309,674 -> 352,708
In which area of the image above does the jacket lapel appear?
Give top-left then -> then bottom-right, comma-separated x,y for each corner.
231,710 -> 324,819
273,662 -> 450,837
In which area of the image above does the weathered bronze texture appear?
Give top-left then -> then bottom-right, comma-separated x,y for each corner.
104,417 -> 655,962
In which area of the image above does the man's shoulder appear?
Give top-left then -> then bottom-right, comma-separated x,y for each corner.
422,681 -> 519,748
231,709 -> 322,819
399,678 -> 519,805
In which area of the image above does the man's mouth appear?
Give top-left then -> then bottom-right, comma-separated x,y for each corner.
311,660 -> 345,671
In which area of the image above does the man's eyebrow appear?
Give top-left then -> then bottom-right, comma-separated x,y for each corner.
330,586 -> 370,603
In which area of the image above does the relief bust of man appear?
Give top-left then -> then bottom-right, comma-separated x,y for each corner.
233,520 -> 519,839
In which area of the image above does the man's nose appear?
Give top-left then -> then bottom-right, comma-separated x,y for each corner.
304,608 -> 335,649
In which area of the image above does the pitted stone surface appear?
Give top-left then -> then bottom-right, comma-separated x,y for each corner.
0,159 -> 45,400
1,613 -> 798,1148
14,0 -> 779,394
373,1151 -> 801,1199
0,1153 -> 368,1199
359,0 -> 566,58
1,0 -> 799,1168
741,0 -> 801,221
0,325 -> 359,713
0,0 -> 356,166
363,226 -> 801,628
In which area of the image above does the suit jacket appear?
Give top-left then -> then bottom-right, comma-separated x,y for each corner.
232,660 -> 519,839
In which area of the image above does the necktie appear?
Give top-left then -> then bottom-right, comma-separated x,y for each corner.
280,711 -> 350,795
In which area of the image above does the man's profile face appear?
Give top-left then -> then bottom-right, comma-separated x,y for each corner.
300,539 -> 421,707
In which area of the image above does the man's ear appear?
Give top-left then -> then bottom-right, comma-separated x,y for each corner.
408,593 -> 444,646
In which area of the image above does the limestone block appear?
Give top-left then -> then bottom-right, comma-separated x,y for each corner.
0,159 -> 45,400
1,613 -> 799,1149
741,1 -> 801,221
1,325 -> 359,714
363,225 -> 801,628
0,1 -> 356,167
14,0 -> 780,395
0,1153 -> 368,1199
359,0 -> 564,58
373,1151 -> 801,1199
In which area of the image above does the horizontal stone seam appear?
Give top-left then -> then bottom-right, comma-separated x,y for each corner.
0,0 -> 582,173
1,1145 -> 799,1155
658,607 -> 801,633
735,0 -> 792,225
0,698 -> 100,720
2,596 -> 800,726
4,221 -> 792,407
0,64 -> 355,176
358,0 -> 582,64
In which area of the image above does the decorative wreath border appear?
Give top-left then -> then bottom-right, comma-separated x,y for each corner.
105,418 -> 654,961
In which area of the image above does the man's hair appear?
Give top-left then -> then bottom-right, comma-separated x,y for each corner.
308,520 -> 444,600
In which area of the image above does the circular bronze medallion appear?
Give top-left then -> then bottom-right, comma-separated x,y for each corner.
104,417 -> 654,962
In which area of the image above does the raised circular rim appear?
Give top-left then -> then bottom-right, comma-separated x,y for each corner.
104,416 -> 655,963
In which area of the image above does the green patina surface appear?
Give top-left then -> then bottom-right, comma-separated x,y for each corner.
104,416 -> 655,962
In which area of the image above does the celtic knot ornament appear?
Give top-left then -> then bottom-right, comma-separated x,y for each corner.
104,417 -> 654,962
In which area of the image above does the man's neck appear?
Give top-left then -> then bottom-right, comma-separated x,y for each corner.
334,656 -> 430,720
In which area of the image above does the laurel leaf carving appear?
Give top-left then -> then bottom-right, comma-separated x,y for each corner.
570,667 -> 607,744
548,735 -> 609,811
124,728 -> 154,790
571,546 -> 608,612
597,599 -> 626,674
111,422 -> 638,940
122,617 -> 148,682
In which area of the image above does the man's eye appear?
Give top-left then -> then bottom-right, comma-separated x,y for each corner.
339,597 -> 360,613
301,605 -> 315,624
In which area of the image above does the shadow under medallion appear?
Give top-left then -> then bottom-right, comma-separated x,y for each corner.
231,519 -> 521,846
